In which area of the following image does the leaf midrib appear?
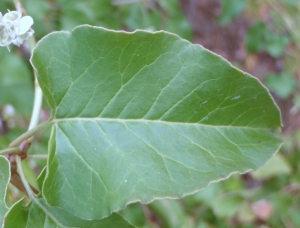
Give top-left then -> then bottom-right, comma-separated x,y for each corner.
51,117 -> 274,130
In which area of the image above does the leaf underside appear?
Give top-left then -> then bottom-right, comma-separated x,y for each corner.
31,26 -> 282,219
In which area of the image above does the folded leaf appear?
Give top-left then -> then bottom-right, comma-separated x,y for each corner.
31,26 -> 282,219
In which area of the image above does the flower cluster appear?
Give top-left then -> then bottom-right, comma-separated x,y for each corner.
0,10 -> 34,50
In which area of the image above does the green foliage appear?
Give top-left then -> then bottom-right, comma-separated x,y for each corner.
217,0 -> 247,25
245,22 -> 289,57
265,73 -> 296,99
252,153 -> 291,179
4,199 -> 135,228
20,0 -> 192,41
27,26 -> 281,222
2,1 -> 297,227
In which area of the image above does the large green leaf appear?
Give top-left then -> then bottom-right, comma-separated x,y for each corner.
31,26 -> 282,219
0,156 -> 10,226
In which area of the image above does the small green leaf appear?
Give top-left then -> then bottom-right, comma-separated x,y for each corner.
121,203 -> 146,228
217,0 -> 246,25
245,22 -> 289,57
265,34 -> 289,58
265,73 -> 295,99
31,26 -> 282,219
245,22 -> 266,53
149,200 -> 193,228
210,193 -> 244,218
4,199 -> 134,228
0,156 -> 10,226
251,153 -> 291,179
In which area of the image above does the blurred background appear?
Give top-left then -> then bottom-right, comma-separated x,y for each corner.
0,0 -> 299,227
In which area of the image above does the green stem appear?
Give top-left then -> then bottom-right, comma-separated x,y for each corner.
16,155 -> 35,198
28,74 -> 43,132
27,35 -> 42,139
9,121 -> 51,148
0,147 -> 22,155
11,1 -> 44,146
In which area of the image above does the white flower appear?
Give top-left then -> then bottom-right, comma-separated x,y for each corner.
0,10 -> 34,50
3,10 -> 22,26
0,23 -> 14,47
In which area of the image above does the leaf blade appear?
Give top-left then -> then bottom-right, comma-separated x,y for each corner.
31,26 -> 282,219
